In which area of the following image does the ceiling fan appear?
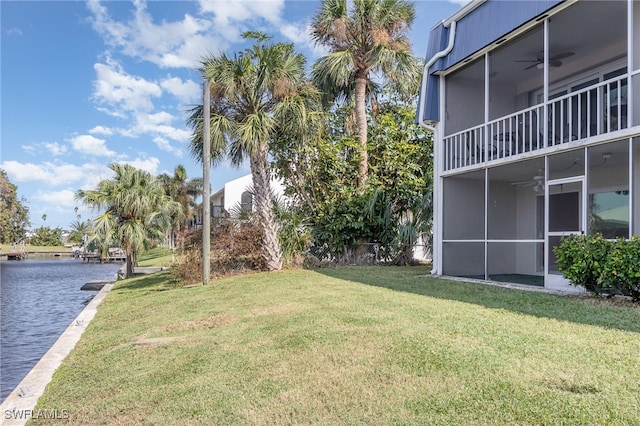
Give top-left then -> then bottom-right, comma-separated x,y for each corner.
511,170 -> 545,192
516,51 -> 575,70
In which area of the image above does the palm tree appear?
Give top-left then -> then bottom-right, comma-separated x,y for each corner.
67,219 -> 90,245
75,163 -> 181,278
157,165 -> 202,247
189,34 -> 320,271
310,0 -> 420,190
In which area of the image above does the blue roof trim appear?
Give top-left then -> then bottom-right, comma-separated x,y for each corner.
416,22 -> 449,123
438,0 -> 562,71
418,0 -> 563,124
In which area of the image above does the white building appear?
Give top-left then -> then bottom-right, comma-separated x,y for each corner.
210,174 -> 286,218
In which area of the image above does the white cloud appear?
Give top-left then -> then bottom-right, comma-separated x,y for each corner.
153,136 -> 183,157
197,0 -> 285,42
87,0 -> 225,69
43,142 -> 68,156
89,125 -> 114,136
120,156 -> 161,175
0,160 -> 104,186
109,111 -> 191,144
21,145 -> 37,155
160,76 -> 201,105
33,189 -> 77,208
279,21 -> 327,58
5,27 -> 23,36
69,134 -> 116,157
93,58 -> 162,114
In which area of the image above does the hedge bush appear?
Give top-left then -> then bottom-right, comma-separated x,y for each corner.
554,234 -> 640,301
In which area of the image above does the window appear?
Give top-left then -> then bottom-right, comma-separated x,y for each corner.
589,191 -> 629,238
240,191 -> 253,212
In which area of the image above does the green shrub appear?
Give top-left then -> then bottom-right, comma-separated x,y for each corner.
599,236 -> 640,301
554,234 -> 640,301
553,234 -> 611,294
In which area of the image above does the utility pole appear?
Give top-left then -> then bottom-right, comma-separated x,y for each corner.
202,81 -> 211,285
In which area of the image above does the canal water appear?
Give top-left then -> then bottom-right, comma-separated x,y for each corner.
0,257 -> 123,403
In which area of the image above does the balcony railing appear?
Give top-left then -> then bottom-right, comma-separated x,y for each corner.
443,75 -> 628,171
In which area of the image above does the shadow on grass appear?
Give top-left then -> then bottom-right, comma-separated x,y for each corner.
113,271 -> 177,292
317,266 -> 640,334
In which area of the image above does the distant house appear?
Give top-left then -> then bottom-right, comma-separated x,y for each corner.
417,0 -> 639,291
210,173 -> 286,218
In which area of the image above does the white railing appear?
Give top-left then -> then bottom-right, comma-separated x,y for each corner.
443,75 -> 628,171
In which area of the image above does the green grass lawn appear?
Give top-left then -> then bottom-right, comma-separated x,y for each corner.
137,247 -> 173,267
0,244 -> 69,253
31,266 -> 640,425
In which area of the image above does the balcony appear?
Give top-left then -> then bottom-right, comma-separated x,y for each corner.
443,74 -> 628,172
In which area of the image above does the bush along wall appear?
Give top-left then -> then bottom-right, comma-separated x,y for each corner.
554,234 -> 640,301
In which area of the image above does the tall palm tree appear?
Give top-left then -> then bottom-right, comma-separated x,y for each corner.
189,34 -> 320,271
75,163 -> 181,278
311,0 -> 420,190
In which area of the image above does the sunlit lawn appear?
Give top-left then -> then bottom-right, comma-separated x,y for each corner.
31,266 -> 640,425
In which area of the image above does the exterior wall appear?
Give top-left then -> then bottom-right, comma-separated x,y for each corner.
635,138 -> 640,235
634,1 -> 640,129
221,174 -> 253,213
212,173 -> 287,216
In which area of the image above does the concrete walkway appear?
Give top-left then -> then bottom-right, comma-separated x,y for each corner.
0,281 -> 114,425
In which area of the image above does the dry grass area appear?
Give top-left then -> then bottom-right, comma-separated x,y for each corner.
31,266 -> 640,425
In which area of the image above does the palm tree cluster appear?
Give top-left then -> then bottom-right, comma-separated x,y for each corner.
75,163 -> 182,278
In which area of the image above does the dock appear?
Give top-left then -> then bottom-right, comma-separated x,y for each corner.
4,251 -> 28,260
79,252 -> 126,263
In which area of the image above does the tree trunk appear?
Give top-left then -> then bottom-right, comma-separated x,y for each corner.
125,252 -> 134,278
250,144 -> 283,271
354,75 -> 369,191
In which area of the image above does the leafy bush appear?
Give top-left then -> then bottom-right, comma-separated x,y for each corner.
554,234 -> 640,301
599,236 -> 640,301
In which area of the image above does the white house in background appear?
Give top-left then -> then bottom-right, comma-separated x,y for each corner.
417,0 -> 640,291
210,173 -> 286,218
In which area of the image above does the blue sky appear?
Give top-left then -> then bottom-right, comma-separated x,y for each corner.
1,0 -> 465,230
